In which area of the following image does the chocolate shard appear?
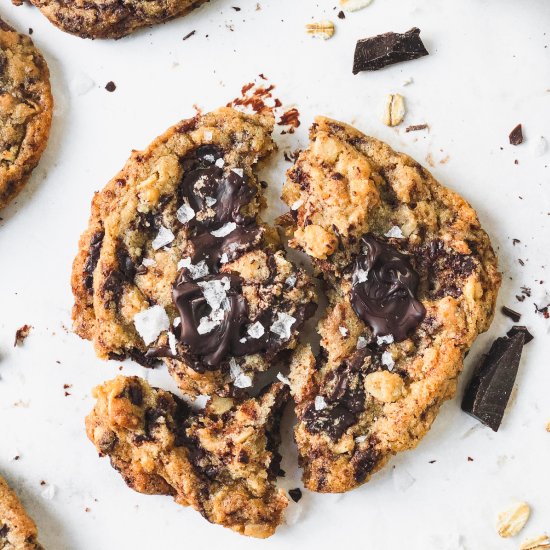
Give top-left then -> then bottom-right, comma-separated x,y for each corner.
501,305 -> 521,322
509,124 -> 523,145
352,27 -> 429,74
507,325 -> 534,344
461,332 -> 526,432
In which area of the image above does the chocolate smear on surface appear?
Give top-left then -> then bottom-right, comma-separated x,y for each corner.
350,234 -> 426,342
509,124 -> 523,146
461,331 -> 526,432
178,145 -> 257,229
352,27 -> 429,74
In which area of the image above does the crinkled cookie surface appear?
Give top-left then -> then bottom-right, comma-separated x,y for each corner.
0,18 -> 52,210
280,116 -> 501,492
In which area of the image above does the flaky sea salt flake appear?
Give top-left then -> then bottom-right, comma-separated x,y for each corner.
211,222 -> 236,238
152,225 -> 175,250
270,312 -> 296,340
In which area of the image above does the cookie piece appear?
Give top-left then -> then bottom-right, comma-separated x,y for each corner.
0,19 -> 53,210
0,475 -> 43,549
23,0 -> 207,39
72,107 -> 316,397
86,375 -> 288,538
281,116 -> 501,492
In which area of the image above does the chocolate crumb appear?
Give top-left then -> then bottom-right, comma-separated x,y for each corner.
353,27 -> 429,74
518,259 -> 524,266
14,325 -> 32,347
13,455 -> 20,461
183,30 -> 196,40
507,325 -> 534,344
232,6 -> 241,10
288,488 -> 302,502
501,306 -> 521,322
105,81 -> 116,92
405,123 -> 429,132
428,459 -> 436,464
29,28 -> 33,35
467,456 -> 474,462
512,238 -> 521,246
338,10 -> 345,19
509,124 -> 523,145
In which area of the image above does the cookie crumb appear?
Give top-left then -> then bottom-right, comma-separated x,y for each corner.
14,325 -> 32,347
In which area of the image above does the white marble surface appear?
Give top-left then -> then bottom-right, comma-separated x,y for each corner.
1,1 -> 549,548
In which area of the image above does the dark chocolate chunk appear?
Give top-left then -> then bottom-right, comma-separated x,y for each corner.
288,488 -> 302,503
303,402 -> 357,442
461,332 -> 526,431
350,234 -> 426,342
506,325 -> 533,344
105,81 -> 116,92
353,445 -> 380,483
337,10 -> 345,19
83,230 -> 104,291
352,27 -> 429,74
501,306 -> 521,322
509,124 -> 523,145
0,524 -> 9,537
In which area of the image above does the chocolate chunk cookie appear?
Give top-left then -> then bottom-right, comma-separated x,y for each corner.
72,108 -> 317,396
22,0 -> 207,39
0,19 -> 52,210
280,116 -> 501,492
86,375 -> 288,538
0,475 -> 43,549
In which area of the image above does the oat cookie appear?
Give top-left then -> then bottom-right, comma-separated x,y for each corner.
280,116 -> 500,492
0,19 -> 52,210
19,0 -> 208,39
72,108 -> 317,397
0,475 -> 43,549
86,375 -> 288,538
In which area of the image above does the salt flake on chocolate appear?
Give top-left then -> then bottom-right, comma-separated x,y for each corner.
231,168 -> 244,177
314,396 -> 327,411
178,257 -> 210,280
270,312 -> 296,340
168,332 -> 177,355
354,268 -> 369,283
285,274 -> 297,287
377,334 -> 394,345
152,225 -> 175,250
247,321 -> 265,339
211,222 -> 236,238
384,226 -> 404,239
198,277 -> 230,311
205,196 -> 217,207
276,372 -> 291,386
176,200 -> 196,224
133,305 -> 170,345
215,157 -> 225,168
357,336 -> 368,349
229,358 -> 252,388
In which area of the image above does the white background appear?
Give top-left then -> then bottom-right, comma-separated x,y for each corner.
1,1 -> 549,548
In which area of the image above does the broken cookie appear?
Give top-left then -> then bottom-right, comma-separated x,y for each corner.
71,107 -> 316,397
86,376 -> 288,538
280,116 -> 500,492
